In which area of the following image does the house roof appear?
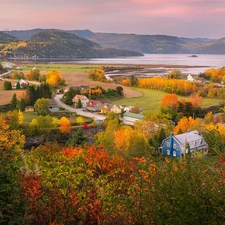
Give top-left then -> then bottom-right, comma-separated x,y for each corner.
174,130 -> 201,144
123,112 -> 144,119
87,100 -> 103,107
72,95 -> 88,101
173,130 -> 208,151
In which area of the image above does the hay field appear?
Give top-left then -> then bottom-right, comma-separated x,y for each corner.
0,80 -> 26,106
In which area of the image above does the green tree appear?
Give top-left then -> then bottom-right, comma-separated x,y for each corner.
26,85 -> 36,106
11,93 -> 18,108
3,81 -> 12,90
77,99 -> 82,108
34,98 -> 50,115
116,86 -> 123,96
65,129 -> 87,147
16,82 -> 20,89
17,98 -> 26,111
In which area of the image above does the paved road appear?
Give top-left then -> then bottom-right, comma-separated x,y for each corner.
54,94 -> 106,121
0,70 -> 12,77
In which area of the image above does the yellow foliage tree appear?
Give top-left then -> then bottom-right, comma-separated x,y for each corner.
76,116 -> 84,125
173,116 -> 204,134
59,117 -> 71,133
46,70 -> 65,87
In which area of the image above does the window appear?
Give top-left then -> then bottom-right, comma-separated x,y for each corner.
167,142 -> 170,147
200,139 -> 202,144
173,143 -> 176,149
173,151 -> 176,157
194,141 -> 197,146
167,150 -> 170,155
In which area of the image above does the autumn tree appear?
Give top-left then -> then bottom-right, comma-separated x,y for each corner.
34,98 -> 50,115
76,116 -> 84,125
167,69 -> 182,79
46,70 -> 65,87
0,115 -> 25,223
59,116 -> 72,133
26,68 -> 40,81
89,69 -> 106,81
173,116 -> 204,134
204,111 -> 214,124
189,93 -> 202,108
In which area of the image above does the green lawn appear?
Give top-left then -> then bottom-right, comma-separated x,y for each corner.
19,64 -> 101,73
113,87 -> 223,113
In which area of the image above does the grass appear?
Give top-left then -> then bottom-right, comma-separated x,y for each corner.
19,64 -> 101,73
112,87 -> 223,113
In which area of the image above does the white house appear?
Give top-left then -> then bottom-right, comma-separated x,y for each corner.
72,95 -> 89,108
187,74 -> 195,82
123,112 -> 144,126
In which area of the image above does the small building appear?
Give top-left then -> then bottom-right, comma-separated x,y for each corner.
24,106 -> 34,112
101,103 -> 112,114
72,95 -> 89,108
110,104 -> 121,114
159,130 -> 208,158
123,112 -> 144,126
187,74 -> 195,82
86,100 -> 103,112
16,79 -> 29,88
49,98 -> 59,112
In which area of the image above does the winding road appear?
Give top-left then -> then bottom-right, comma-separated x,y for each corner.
54,94 -> 106,121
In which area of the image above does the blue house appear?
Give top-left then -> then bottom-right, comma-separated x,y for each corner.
159,130 -> 208,158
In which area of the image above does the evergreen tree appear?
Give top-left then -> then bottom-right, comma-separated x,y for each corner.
77,99 -> 82,108
17,98 -> 26,111
16,82 -> 20,89
65,129 -> 87,147
26,85 -> 36,105
11,93 -> 18,108
3,81 -> 12,90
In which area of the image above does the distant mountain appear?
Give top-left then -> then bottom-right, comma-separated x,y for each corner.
198,38 -> 225,54
0,31 -> 20,44
3,28 -> 225,54
0,30 -> 143,58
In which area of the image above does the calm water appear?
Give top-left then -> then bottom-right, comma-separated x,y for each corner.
6,54 -> 225,75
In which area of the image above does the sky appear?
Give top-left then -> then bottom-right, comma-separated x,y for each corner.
0,0 -> 225,39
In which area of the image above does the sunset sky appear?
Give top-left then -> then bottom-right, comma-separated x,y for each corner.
1,0 -> 225,39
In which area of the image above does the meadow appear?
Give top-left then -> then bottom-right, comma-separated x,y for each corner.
113,87 -> 223,113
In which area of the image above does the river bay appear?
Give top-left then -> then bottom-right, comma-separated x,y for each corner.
6,54 -> 225,76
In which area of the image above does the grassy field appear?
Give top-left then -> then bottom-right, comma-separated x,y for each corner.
18,63 -> 101,73
113,87 -> 223,113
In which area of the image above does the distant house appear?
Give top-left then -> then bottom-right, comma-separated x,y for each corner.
101,103 -> 112,114
86,100 -> 103,112
187,74 -> 195,82
110,104 -> 122,114
123,112 -> 144,126
24,106 -> 34,112
159,130 -> 208,158
72,95 -> 89,108
16,79 -> 29,88
101,103 -> 121,114
49,98 -> 59,112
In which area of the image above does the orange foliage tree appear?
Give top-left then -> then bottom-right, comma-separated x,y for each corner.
189,93 -> 202,107
160,93 -> 179,112
173,116 -> 204,134
59,116 -> 71,133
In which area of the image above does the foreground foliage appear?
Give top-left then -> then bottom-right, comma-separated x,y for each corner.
1,111 -> 225,224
